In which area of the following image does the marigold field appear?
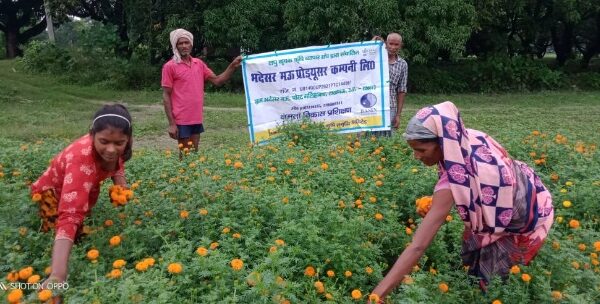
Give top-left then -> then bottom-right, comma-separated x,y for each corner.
1,121 -> 600,303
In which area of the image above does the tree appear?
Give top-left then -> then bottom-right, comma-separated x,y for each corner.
0,0 -> 48,58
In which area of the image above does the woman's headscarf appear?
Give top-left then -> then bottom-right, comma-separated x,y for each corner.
169,29 -> 194,63
407,101 -> 553,244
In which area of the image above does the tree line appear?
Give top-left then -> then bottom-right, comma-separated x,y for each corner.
2,0 -> 599,67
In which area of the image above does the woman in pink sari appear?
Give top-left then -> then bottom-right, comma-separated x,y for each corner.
371,101 -> 553,301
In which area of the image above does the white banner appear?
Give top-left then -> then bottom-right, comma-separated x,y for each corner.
242,41 -> 390,144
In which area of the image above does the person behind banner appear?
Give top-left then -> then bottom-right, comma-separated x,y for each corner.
369,101 -> 553,302
30,104 -> 133,302
161,28 -> 242,156
371,33 -> 408,137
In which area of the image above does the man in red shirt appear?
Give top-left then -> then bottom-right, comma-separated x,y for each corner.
161,28 -> 242,153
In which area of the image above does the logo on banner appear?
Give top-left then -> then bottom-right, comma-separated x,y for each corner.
360,93 -> 377,114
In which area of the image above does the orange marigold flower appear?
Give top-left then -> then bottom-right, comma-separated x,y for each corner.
368,293 -> 380,303
196,246 -> 208,256
109,235 -> 122,246
351,289 -> 362,300
365,266 -> 373,274
594,241 -> 600,252
107,268 -> 122,279
406,227 -> 413,235
27,274 -> 41,283
551,291 -> 562,300
233,161 -> 244,169
104,219 -> 114,227
222,227 -> 231,234
180,210 -> 189,219
7,289 -> 23,304
375,213 -> 384,221
168,262 -> 183,274
6,271 -> 19,282
344,270 -> 352,277
275,239 -> 285,246
569,219 -> 580,229
321,163 -> 329,170
269,246 -> 278,253
18,266 -> 33,280
230,258 -> 244,271
135,261 -> 149,272
232,233 -> 241,239
304,266 -> 316,277
510,265 -> 520,274
199,208 -> 208,216
578,243 -> 587,251
327,270 -> 335,277
416,196 -> 433,217
438,282 -> 449,293
521,273 -> 532,282
38,289 -> 53,302
32,193 -> 42,202
113,259 -> 127,269
210,242 -> 219,250
492,300 -> 503,304
314,281 -> 325,294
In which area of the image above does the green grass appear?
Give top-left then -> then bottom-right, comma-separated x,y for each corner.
1,59 -> 599,151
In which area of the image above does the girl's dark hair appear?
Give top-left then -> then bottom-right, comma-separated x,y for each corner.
90,104 -> 133,161
416,137 -> 439,144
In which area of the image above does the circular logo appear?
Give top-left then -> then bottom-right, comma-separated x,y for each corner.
360,93 -> 377,108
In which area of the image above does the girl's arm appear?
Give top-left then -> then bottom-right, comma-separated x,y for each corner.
47,239 -> 74,282
112,175 -> 127,187
371,189 -> 454,300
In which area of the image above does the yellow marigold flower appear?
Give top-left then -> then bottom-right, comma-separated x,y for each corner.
180,210 -> 189,219
560,188 -> 567,193
314,281 -> 325,294
196,246 -> 208,256
7,289 -> 23,304
325,293 -> 334,300
230,258 -> 244,271
38,289 -> 53,302
556,216 -> 563,223
135,261 -> 149,272
510,265 -> 520,274
563,200 -> 572,208
411,168 -> 419,173
199,208 -> 208,216
551,291 -> 562,300
351,289 -> 362,300
375,180 -> 383,187
210,242 -> 219,250
338,200 -> 346,208
565,181 -> 573,186
344,270 -> 352,277
222,227 -> 231,234
571,261 -> 580,269
109,235 -> 122,246
27,274 -> 41,283
552,241 -> 560,250
375,213 -> 384,221
569,219 -> 580,229
304,266 -> 316,277
521,273 -> 532,282
438,282 -> 449,293
225,159 -> 232,166
44,266 -> 52,275
402,276 -> 414,284
275,239 -> 285,246
168,262 -> 183,274
18,266 -> 33,280
365,266 -> 373,274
